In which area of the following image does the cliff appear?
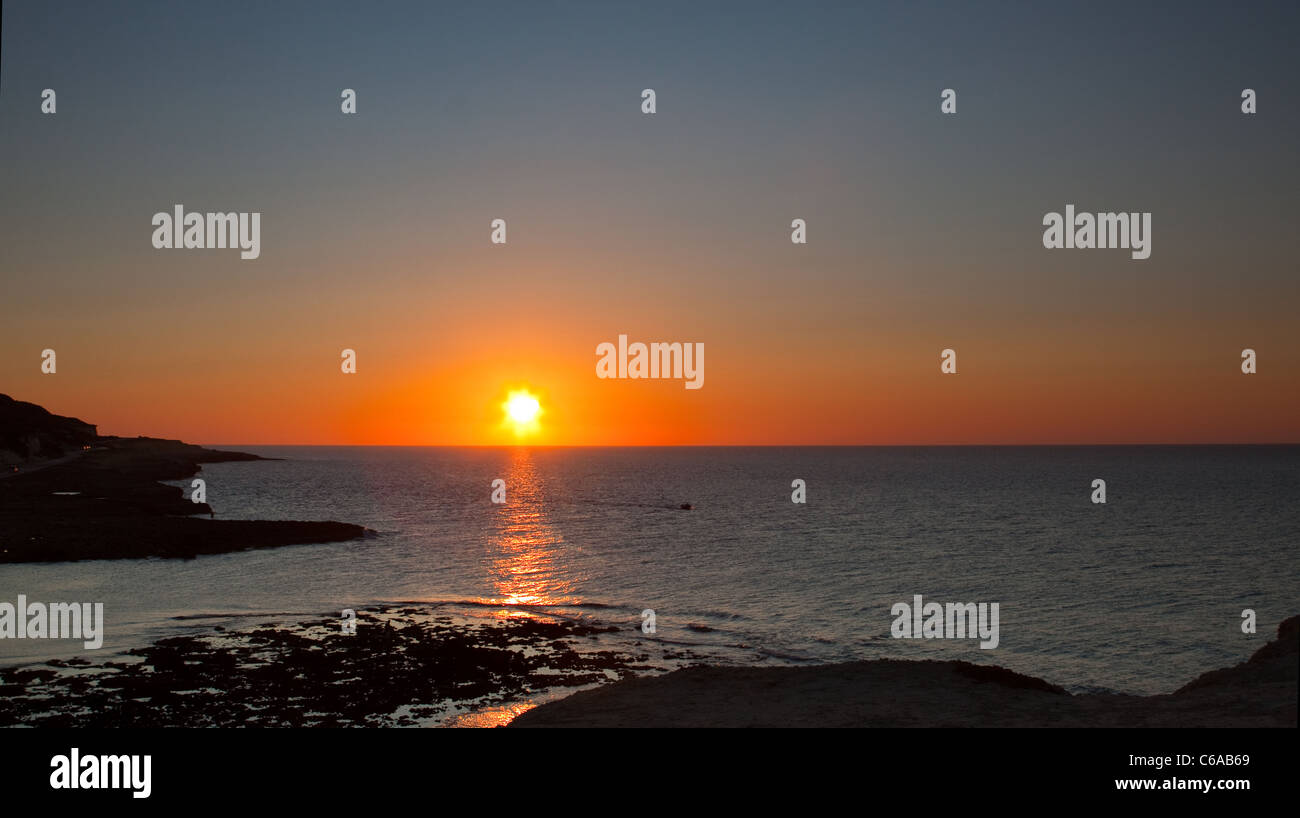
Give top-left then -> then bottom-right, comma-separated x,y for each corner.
0,393 -> 97,463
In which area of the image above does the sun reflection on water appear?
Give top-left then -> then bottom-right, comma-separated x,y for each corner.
480,449 -> 578,618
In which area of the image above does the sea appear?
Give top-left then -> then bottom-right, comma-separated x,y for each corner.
2,445 -> 1297,703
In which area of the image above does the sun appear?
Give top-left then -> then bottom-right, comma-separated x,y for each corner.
502,390 -> 542,436
506,392 -> 540,424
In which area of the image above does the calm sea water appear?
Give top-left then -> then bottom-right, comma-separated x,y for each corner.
2,446 -> 1297,696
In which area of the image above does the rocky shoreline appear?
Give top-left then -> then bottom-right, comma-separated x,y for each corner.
0,396 -> 365,562
4,609 -> 1291,728
0,607 -> 669,727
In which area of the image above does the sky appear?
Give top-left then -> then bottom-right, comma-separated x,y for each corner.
1,0 -> 1297,445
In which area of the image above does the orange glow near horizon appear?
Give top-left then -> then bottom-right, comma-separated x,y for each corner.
7,342 -> 1300,447
3,288 -> 1298,446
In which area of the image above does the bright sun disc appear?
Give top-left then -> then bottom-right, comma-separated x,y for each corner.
503,391 -> 541,428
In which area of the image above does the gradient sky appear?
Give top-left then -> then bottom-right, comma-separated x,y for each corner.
2,1 -> 1297,445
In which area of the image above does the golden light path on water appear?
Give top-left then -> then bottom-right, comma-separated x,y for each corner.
442,449 -> 585,726
442,702 -> 537,728
480,448 -> 580,617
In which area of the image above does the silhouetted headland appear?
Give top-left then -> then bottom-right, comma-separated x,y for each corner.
0,394 -> 365,562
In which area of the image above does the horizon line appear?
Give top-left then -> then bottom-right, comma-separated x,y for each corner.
195,441 -> 1300,449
